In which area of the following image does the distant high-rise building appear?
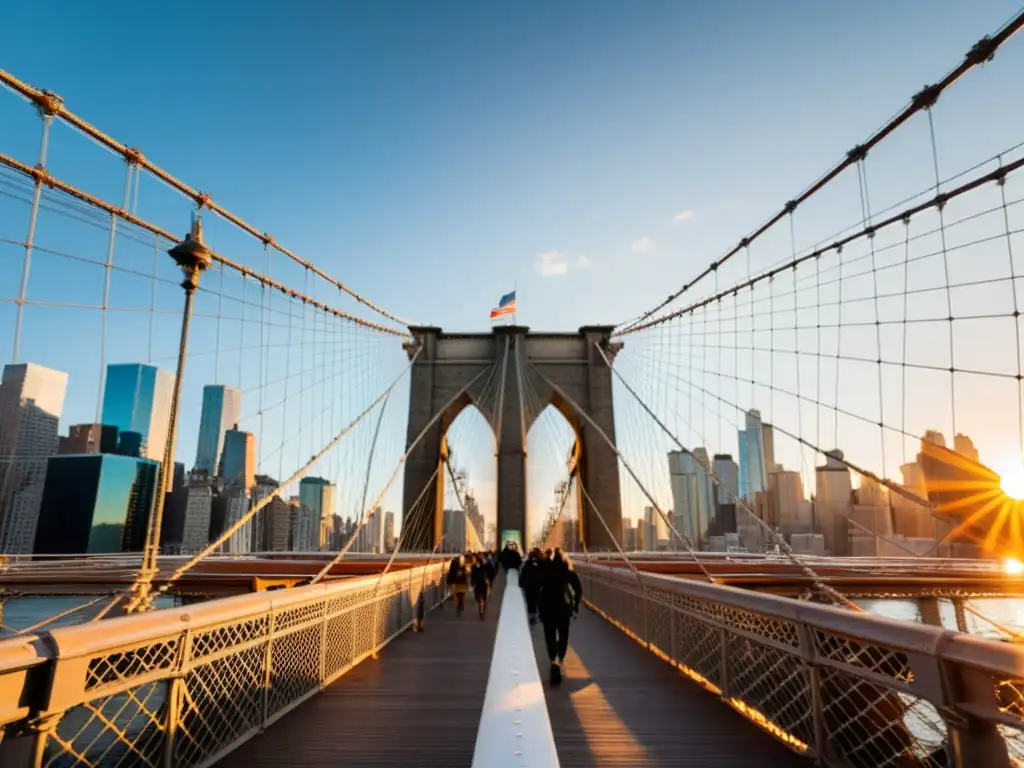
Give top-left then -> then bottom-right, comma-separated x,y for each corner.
711,453 -> 739,536
0,363 -> 68,553
221,486 -> 251,555
195,385 -> 241,474
359,506 -> 384,553
668,449 -> 714,550
953,433 -> 979,463
892,461 -> 933,538
219,425 -> 256,491
100,363 -> 174,461
770,469 -> 805,528
738,409 -> 773,502
253,475 -> 290,551
34,453 -> 158,554
384,510 -> 396,552
815,449 -> 853,555
59,424 -> 118,455
295,476 -> 334,551
713,453 -> 739,506
180,471 -> 214,553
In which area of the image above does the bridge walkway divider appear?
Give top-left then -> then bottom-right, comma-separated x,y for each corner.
215,577 -> 505,767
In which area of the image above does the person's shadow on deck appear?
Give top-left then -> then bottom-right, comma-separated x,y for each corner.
531,610 -> 812,767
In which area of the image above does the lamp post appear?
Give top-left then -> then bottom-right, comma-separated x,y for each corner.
130,216 -> 212,612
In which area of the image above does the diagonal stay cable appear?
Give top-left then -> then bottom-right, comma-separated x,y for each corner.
524,358 -> 719,586
594,342 -> 862,610
126,347 -> 423,609
309,363 -> 495,584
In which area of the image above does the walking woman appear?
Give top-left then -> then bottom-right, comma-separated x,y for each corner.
538,548 -> 582,685
470,553 -> 491,619
447,553 -> 470,615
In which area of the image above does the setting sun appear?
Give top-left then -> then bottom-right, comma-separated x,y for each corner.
996,461 -> 1024,501
1004,558 -> 1024,576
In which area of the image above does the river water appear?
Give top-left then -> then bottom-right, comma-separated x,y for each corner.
0,595 -> 179,638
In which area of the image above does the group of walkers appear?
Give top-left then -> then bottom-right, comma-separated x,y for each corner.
446,550 -> 497,619
446,541 -> 582,686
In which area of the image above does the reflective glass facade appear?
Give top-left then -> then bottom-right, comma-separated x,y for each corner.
195,385 -> 241,474
34,454 -> 159,554
100,364 -> 174,460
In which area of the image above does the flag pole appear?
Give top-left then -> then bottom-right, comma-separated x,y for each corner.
513,279 -> 517,325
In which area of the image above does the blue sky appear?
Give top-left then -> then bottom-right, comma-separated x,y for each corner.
2,1 -> 1024,540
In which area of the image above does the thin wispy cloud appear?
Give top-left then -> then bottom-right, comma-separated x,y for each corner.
632,236 -> 656,253
536,250 -> 569,276
673,209 -> 696,223
578,254 -> 592,268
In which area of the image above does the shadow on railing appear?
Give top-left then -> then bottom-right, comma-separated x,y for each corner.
0,563 -> 446,767
575,561 -> 1024,768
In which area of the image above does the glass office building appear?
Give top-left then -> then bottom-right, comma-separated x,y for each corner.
34,454 -> 159,554
195,385 -> 241,474
100,364 -> 174,461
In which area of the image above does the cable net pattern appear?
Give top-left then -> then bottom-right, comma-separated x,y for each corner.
577,561 -> 1024,766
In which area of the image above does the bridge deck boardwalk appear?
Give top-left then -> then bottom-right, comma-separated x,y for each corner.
216,580 -> 503,767
533,608 -> 812,767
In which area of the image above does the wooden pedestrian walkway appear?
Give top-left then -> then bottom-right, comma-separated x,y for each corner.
217,582 -> 503,767
532,608 -> 812,767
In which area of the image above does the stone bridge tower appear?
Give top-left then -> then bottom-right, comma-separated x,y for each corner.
401,325 -> 622,552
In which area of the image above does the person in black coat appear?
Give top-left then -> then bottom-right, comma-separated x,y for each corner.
519,548 -> 545,625
499,542 -> 523,572
537,548 -> 582,686
470,553 -> 492,619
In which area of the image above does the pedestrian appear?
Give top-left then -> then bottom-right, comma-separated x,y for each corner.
520,548 -> 544,625
538,548 -> 582,685
500,541 -> 523,572
447,553 -> 470,615
484,550 -> 497,590
471,553 -> 491,620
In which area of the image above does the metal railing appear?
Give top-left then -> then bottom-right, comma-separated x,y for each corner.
0,562 -> 447,767
575,561 -> 1024,768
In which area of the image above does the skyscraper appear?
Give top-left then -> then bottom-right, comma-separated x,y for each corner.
221,486 -> 251,555
220,425 -> 256,491
100,364 -> 174,461
738,409 -> 771,502
253,475 -> 290,551
0,363 -> 68,553
711,453 -> 739,535
383,510 -> 395,552
195,385 -> 241,474
180,472 -> 214,553
668,449 -> 714,550
295,476 -> 334,551
34,453 -> 158,554
815,449 -> 853,555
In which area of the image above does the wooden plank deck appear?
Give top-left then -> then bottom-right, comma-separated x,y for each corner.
217,581 -> 503,767
533,608 -> 813,767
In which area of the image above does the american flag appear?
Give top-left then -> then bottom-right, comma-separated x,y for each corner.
489,291 -> 517,320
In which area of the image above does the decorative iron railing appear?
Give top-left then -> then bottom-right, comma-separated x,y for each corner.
0,562 -> 446,767
575,561 -> 1024,768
